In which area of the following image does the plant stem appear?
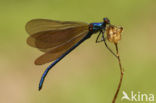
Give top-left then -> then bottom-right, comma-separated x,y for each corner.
112,43 -> 124,103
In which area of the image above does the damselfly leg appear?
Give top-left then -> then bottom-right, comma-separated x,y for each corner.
96,31 -> 104,43
96,31 -> 118,58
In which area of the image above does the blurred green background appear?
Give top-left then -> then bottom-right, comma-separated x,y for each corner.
0,0 -> 156,103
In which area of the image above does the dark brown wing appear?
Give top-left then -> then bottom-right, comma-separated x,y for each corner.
34,30 -> 88,65
26,19 -> 88,51
27,25 -> 88,50
25,19 -> 89,65
26,19 -> 88,35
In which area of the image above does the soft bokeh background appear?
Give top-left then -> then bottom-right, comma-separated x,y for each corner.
0,0 -> 156,103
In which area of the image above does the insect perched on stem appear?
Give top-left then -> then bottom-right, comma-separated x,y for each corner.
25,18 -> 123,98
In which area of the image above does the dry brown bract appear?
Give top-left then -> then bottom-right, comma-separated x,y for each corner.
106,25 -> 123,44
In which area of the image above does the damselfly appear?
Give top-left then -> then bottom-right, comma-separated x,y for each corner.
26,18 -> 120,90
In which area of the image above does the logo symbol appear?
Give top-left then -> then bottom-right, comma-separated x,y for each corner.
122,91 -> 130,101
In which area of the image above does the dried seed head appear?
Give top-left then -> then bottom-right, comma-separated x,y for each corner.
106,25 -> 123,44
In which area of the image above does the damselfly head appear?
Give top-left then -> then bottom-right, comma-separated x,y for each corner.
103,18 -> 110,24
106,25 -> 123,44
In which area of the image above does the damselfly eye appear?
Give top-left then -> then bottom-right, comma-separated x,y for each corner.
103,18 -> 110,24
